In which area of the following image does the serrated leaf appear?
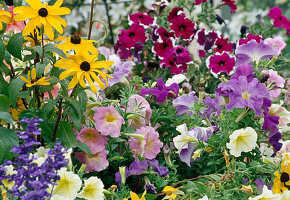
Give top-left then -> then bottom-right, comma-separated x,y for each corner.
0,127 -> 18,163
8,77 -> 25,108
77,142 -> 92,157
0,112 -> 13,124
56,121 -> 77,148
0,94 -> 9,112
7,33 -> 24,60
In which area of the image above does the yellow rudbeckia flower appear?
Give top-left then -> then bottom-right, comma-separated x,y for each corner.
123,190 -> 146,200
273,154 -> 290,194
56,35 -> 99,55
54,52 -> 113,93
13,0 -> 71,40
19,68 -> 52,87
162,186 -> 179,200
0,10 -> 12,30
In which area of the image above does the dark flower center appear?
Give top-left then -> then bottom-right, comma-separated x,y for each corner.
179,25 -> 186,31
129,32 -> 135,37
70,35 -> 81,44
219,61 -> 225,66
38,8 -> 48,17
80,61 -> 91,71
281,172 -> 290,184
176,49 -> 183,54
217,44 -> 222,49
138,15 -> 143,19
163,43 -> 168,48
31,79 -> 37,84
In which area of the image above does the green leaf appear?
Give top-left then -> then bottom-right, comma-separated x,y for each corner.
8,77 -> 25,108
0,38 -> 5,62
7,33 -> 24,60
0,127 -> 18,163
63,96 -> 82,119
36,62 -> 47,77
77,142 -> 92,157
0,94 -> 9,112
0,112 -> 13,124
0,76 -> 9,95
56,121 -> 77,148
44,43 -> 67,58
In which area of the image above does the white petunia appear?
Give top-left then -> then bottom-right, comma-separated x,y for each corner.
173,124 -> 198,152
226,127 -> 257,157
248,185 -> 280,200
198,195 -> 209,200
165,74 -> 187,86
51,168 -> 82,200
77,177 -> 105,200
280,190 -> 290,200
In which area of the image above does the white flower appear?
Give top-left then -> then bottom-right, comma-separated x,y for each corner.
77,177 -> 105,200
248,185 -> 280,200
280,190 -> 290,200
51,168 -> 82,200
259,143 -> 274,157
198,195 -> 209,200
165,74 -> 186,86
1,165 -> 16,189
173,124 -> 198,152
64,148 -> 73,170
269,104 -> 290,127
226,127 -> 257,157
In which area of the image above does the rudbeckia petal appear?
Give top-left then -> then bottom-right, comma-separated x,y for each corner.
67,76 -> 79,89
25,0 -> 43,10
46,15 -> 64,34
43,22 -> 54,40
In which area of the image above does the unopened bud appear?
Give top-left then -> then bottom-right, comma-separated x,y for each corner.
260,70 -> 269,83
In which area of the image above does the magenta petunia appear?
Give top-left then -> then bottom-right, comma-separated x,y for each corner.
114,41 -> 133,59
222,0 -> 237,13
268,7 -> 288,28
170,16 -> 196,40
168,7 -> 186,22
129,12 -> 155,27
94,106 -> 125,137
75,150 -> 109,173
173,46 -> 192,65
206,52 -> 235,77
128,126 -> 163,159
76,127 -> 108,154
238,33 -> 263,45
214,36 -> 233,53
118,23 -> 147,49
196,29 -> 219,51
155,27 -> 175,41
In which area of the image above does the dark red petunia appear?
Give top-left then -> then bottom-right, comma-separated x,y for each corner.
114,41 -> 133,59
129,12 -> 155,27
170,16 -> 196,40
168,7 -> 186,22
156,27 -> 175,41
238,33 -> 263,45
153,38 -> 174,57
214,36 -> 233,53
222,0 -> 237,13
206,52 -> 235,76
197,29 -> 218,50
194,0 -> 207,5
173,46 -> 192,65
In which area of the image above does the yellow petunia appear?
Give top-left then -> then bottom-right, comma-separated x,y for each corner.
273,154 -> 290,194
13,0 -> 71,40
0,10 -> 12,30
56,35 -> 99,55
54,51 -> 113,93
19,68 -> 52,87
162,186 -> 179,200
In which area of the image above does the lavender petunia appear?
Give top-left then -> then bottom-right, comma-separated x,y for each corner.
172,92 -> 198,116
235,40 -> 278,66
202,96 -> 222,119
108,61 -> 135,87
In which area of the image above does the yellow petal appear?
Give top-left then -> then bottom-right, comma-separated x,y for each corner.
19,76 -> 29,83
46,15 -> 64,34
25,0 -> 42,10
90,72 -> 105,89
47,7 -> 71,16
43,22 -> 54,40
31,68 -> 36,80
67,75 -> 78,89
13,7 -> 37,21
85,74 -> 97,93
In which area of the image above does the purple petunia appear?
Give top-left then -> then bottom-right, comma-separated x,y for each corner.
172,92 -> 198,116
140,78 -> 179,103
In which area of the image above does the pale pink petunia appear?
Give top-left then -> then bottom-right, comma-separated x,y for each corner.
94,106 -> 125,137
75,150 -> 109,173
76,127 -> 108,154
264,36 -> 286,55
127,95 -> 152,129
128,126 -> 163,159
267,69 -> 285,98
4,6 -> 25,33
43,85 -> 59,100
269,104 -> 290,127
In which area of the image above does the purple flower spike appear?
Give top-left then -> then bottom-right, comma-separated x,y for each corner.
235,40 -> 278,66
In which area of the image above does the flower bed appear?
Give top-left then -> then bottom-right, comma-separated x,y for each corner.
0,0 -> 289,199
